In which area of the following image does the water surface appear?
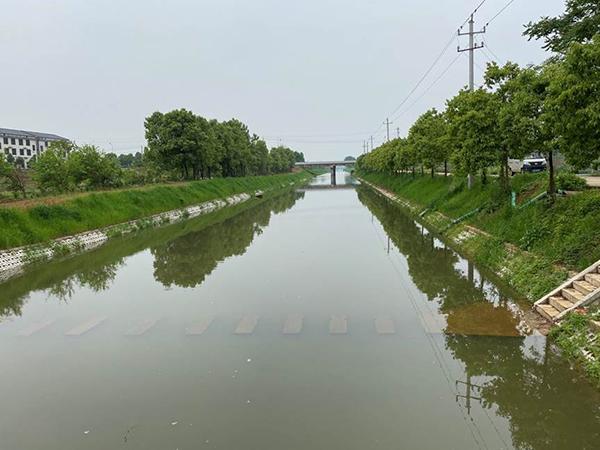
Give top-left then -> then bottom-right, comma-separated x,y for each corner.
0,172 -> 599,450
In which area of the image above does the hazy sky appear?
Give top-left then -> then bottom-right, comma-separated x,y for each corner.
1,0 -> 565,160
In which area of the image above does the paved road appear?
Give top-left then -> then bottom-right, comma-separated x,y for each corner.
582,176 -> 600,188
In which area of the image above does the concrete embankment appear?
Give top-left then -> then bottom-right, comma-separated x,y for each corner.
0,172 -> 311,282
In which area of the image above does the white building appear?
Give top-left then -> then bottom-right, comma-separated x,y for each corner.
0,127 -> 69,168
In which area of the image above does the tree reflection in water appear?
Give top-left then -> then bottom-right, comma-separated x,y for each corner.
358,186 -> 600,450
151,191 -> 304,288
0,191 -> 304,319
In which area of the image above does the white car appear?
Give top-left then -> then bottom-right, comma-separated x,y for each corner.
508,155 -> 548,175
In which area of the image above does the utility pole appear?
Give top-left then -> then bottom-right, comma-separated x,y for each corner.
363,141 -> 368,154
370,135 -> 374,150
384,118 -> 393,142
458,14 -> 486,189
396,127 -> 401,139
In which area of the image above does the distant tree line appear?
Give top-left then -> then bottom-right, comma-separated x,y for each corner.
0,110 -> 304,197
144,109 -> 304,180
358,0 -> 600,202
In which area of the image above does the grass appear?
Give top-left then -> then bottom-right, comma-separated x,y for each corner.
550,310 -> 600,386
0,172 -> 311,250
358,171 -> 600,300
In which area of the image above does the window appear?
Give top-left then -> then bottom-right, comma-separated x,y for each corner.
11,138 -> 15,145
27,149 -> 31,156
12,148 -> 16,155
33,145 -> 36,151
26,139 -> 30,146
18,139 -> 23,145
2,137 -> 7,144
19,148 -> 24,156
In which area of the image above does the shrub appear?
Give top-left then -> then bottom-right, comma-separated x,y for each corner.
557,172 -> 587,191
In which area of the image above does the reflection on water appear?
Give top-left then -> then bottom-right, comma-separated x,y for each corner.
0,190 -> 304,318
358,186 -> 600,450
0,175 -> 599,450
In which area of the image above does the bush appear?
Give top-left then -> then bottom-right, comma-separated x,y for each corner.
557,172 -> 587,191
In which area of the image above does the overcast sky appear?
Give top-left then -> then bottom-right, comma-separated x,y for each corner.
1,0 -> 565,160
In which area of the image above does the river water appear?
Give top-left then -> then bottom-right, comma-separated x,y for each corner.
0,172 -> 599,450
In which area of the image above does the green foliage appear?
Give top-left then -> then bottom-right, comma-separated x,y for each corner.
550,310 -> 600,385
32,144 -> 72,193
0,153 -> 27,198
524,0 -> 600,53
557,172 -> 588,191
408,108 -> 449,176
144,109 -> 298,180
446,88 -> 500,180
546,36 -> 600,170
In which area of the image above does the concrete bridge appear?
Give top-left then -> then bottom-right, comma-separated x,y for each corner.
296,160 -> 356,185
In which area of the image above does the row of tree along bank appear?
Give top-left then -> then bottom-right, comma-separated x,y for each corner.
0,171 -> 312,250
0,109 -> 305,199
358,0 -> 600,202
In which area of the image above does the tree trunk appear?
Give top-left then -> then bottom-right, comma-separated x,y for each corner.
444,160 -> 448,177
547,150 -> 556,203
431,167 -> 435,178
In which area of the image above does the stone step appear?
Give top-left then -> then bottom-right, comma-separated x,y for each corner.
549,296 -> 575,313
537,304 -> 561,322
585,273 -> 600,288
573,280 -> 595,296
562,288 -> 584,304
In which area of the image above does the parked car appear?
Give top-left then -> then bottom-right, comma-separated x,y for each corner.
508,154 -> 547,175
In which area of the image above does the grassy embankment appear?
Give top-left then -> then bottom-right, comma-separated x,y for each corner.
0,171 -> 312,250
359,171 -> 600,383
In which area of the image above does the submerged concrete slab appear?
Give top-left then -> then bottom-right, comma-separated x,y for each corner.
283,314 -> 304,335
185,316 -> 215,336
234,315 -> 259,335
329,315 -> 348,335
375,317 -> 396,335
17,319 -> 56,337
125,319 -> 159,336
65,316 -> 107,336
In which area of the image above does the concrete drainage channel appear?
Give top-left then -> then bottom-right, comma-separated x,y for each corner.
0,192 -> 257,283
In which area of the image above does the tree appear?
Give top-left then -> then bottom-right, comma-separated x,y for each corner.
546,35 -> 600,173
0,154 -> 27,198
446,89 -> 501,184
32,144 -> 72,193
408,109 -> 449,178
294,151 -> 305,163
67,145 -> 122,189
524,0 -> 600,54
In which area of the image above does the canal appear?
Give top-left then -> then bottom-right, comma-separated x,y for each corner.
0,172 -> 599,449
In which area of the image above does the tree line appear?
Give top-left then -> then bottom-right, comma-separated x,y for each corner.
357,0 -> 600,201
0,110 -> 304,197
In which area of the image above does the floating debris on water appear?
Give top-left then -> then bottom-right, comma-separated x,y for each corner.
171,421 -> 179,426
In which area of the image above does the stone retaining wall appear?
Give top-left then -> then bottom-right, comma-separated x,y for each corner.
0,192 -> 252,282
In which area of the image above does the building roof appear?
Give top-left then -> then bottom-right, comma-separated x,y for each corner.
0,127 -> 68,141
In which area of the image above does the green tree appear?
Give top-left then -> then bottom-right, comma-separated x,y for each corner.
446,88 -> 501,185
0,154 -> 27,198
524,0 -> 600,53
408,108 -> 449,178
67,145 -> 122,189
32,144 -> 72,193
546,36 -> 600,176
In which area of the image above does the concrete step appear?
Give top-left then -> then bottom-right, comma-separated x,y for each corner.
573,280 -> 595,296
585,273 -> 600,288
549,296 -> 575,313
537,304 -> 561,322
562,288 -> 584,304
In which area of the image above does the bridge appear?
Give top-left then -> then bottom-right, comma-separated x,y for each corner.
296,160 -> 356,185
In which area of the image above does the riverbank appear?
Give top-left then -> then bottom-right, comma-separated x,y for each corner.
0,172 -> 312,280
0,172 -> 311,250
358,171 -> 600,385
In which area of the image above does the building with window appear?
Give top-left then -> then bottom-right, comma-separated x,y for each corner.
0,127 -> 69,168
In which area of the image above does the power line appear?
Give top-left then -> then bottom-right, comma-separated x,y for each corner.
394,53 -> 462,122
485,0 -> 518,27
